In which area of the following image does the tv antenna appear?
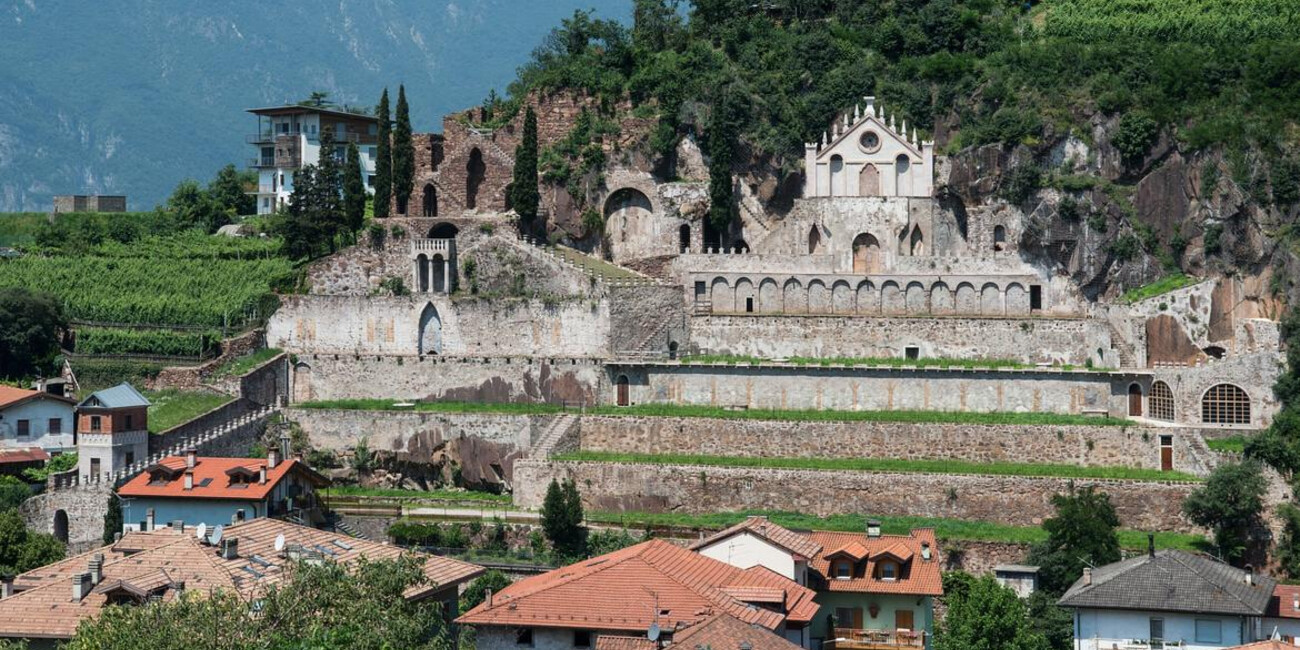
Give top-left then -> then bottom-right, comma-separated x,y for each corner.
274,533 -> 286,553
195,522 -> 208,543
210,525 -> 224,547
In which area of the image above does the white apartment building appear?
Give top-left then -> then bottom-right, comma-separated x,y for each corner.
247,105 -> 380,214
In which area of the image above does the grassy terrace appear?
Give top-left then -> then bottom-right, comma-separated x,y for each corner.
587,509 -> 1208,552
1121,274 -> 1200,304
296,399 -> 1131,427
1206,436 -> 1247,453
552,245 -> 641,280
324,485 -> 511,504
145,389 -> 233,433
683,354 -> 1040,370
213,347 -> 283,377
555,451 -> 1200,482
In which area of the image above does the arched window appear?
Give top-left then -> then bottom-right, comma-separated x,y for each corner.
1150,381 -> 1175,421
679,224 -> 691,253
852,233 -> 881,274
829,155 -> 845,196
53,510 -> 69,543
808,226 -> 822,255
896,154 -> 911,196
465,148 -> 485,210
428,223 -> 459,239
422,184 -> 437,217
1202,384 -> 1250,425
993,225 -> 1006,251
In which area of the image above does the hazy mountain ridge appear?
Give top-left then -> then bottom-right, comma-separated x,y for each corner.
0,0 -> 630,211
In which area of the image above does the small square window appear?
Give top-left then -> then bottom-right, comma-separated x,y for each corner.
16,420 -> 29,437
125,414 -> 134,430
48,418 -> 61,434
1194,619 -> 1221,644
516,628 -> 534,646
835,561 -> 852,580
905,346 -> 920,360
90,416 -> 102,432
574,630 -> 591,648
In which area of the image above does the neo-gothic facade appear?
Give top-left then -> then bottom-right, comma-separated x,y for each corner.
804,97 -> 935,198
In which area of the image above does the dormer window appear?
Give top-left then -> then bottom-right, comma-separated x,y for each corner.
835,561 -> 852,580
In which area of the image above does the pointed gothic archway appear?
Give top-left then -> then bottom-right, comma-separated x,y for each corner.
418,303 -> 442,355
466,148 -> 486,210
423,184 -> 437,217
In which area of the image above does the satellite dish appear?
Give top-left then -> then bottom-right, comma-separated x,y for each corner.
210,525 -> 224,546
647,623 -> 660,642
274,533 -> 286,552
196,523 -> 208,542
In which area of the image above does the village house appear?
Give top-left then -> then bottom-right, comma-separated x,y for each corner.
0,384 -> 75,454
246,104 -> 380,214
1265,585 -> 1300,644
0,518 -> 483,649
457,539 -> 821,650
1058,547 -> 1276,649
690,515 -> 826,586
115,448 -> 329,532
75,382 -> 150,481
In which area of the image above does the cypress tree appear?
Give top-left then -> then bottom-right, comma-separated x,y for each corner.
392,85 -> 414,215
316,129 -> 345,251
343,142 -> 366,235
707,89 -> 738,237
540,478 -> 587,558
102,494 -> 122,545
374,88 -> 392,218
512,106 -> 541,224
285,165 -> 322,258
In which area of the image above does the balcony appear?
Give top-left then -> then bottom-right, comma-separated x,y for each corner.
824,629 -> 926,650
247,133 -> 276,144
248,157 -> 277,168
411,238 -> 455,255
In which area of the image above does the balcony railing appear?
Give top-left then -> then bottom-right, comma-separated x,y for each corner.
825,629 -> 926,650
248,157 -> 277,168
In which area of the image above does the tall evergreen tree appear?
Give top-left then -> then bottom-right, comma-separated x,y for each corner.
343,143 -> 366,235
707,88 -> 739,240
283,165 -> 323,259
373,88 -> 392,218
316,129 -> 346,251
540,478 -> 586,558
392,85 -> 414,215
102,494 -> 123,545
512,106 -> 541,224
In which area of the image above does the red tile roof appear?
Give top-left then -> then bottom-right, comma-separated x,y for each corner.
0,447 -> 50,465
457,539 -> 820,633
116,456 -> 327,501
1231,642 -> 1300,649
595,636 -> 657,650
689,516 -> 823,560
0,518 -> 483,640
0,386 -> 73,410
671,613 -> 806,650
808,530 -> 942,596
1270,585 -> 1300,619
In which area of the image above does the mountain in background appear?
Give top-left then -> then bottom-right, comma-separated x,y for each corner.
0,0 -> 631,211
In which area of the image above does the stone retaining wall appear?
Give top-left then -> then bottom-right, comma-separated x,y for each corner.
577,416 -> 1216,476
513,460 -> 1198,532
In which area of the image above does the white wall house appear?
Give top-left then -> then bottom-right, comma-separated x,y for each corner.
1059,550 -> 1275,650
247,106 -> 380,215
690,516 -> 823,586
0,387 -> 75,453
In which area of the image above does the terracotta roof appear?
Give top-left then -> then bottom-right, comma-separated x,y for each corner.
720,586 -> 787,604
1231,642 -> 1300,649
457,539 -> 820,632
826,542 -> 871,561
595,636 -> 657,650
0,447 -> 50,465
689,516 -> 823,560
117,456 -> 328,501
0,386 -> 73,410
0,518 -> 483,639
807,530 -> 943,596
1267,585 -> 1300,619
671,612 -> 805,650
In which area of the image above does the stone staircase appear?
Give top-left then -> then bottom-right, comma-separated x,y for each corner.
1106,322 -> 1137,369
530,415 -> 579,460
330,515 -> 369,540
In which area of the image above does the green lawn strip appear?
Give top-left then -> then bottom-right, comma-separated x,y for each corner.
1205,436 -> 1246,453
295,399 -> 1130,427
552,245 -> 640,279
145,389 -> 234,433
1121,274 -> 1199,304
554,451 -> 1200,482
585,509 -> 1207,552
213,347 -> 283,377
324,484 -> 511,503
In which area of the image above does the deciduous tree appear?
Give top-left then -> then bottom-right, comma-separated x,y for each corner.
1025,485 -> 1121,596
934,572 -> 1049,650
1183,460 -> 1267,565
0,509 -> 64,576
0,287 -> 66,380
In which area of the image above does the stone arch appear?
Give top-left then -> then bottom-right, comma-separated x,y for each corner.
734,277 -> 756,313
1128,383 -> 1144,417
832,280 -> 854,314
1005,283 -> 1029,315
422,184 -> 438,217
859,163 -> 880,197
1150,381 -> 1175,421
616,375 -> 630,407
416,253 -> 430,293
931,282 -> 954,315
881,281 -> 905,315
783,279 -> 805,314
955,282 -> 979,314
980,283 -> 1002,316
418,303 -> 442,355
909,225 -> 925,256
431,254 -> 447,293
53,509 -> 68,543
1202,384 -> 1251,425
896,154 -> 911,196
852,233 -> 882,274
830,155 -> 845,196
759,278 -> 781,314
994,225 -> 1006,251
604,188 -> 653,221
679,224 -> 691,253
428,222 -> 460,239
605,188 -> 655,249
808,280 -> 830,313
293,362 -> 313,403
466,148 -> 486,210
711,277 -> 733,313
905,281 -> 928,314
808,226 -> 822,255
856,281 -> 878,315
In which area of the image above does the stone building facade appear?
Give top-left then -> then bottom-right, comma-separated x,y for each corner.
52,195 -> 127,213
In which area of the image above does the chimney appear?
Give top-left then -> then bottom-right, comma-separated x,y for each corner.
866,519 -> 882,538
1148,533 -> 1156,558
72,573 -> 92,601
1083,568 -> 1092,586
279,432 -> 292,464
146,508 -> 155,532
920,542 -> 932,562
1245,565 -> 1255,586
185,449 -> 197,469
486,588 -> 493,608
113,532 -> 121,543
267,448 -> 279,471
88,554 -> 104,585
220,537 -> 239,560
183,470 -> 194,490
259,466 -> 267,484
172,520 -> 184,533
235,509 -> 245,523
1,576 -> 13,599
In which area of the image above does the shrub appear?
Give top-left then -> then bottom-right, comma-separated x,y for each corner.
1113,112 -> 1159,164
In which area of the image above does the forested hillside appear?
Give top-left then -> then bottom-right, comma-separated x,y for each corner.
486,0 -> 1300,301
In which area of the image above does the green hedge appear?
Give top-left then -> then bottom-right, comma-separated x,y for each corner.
75,327 -> 221,357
